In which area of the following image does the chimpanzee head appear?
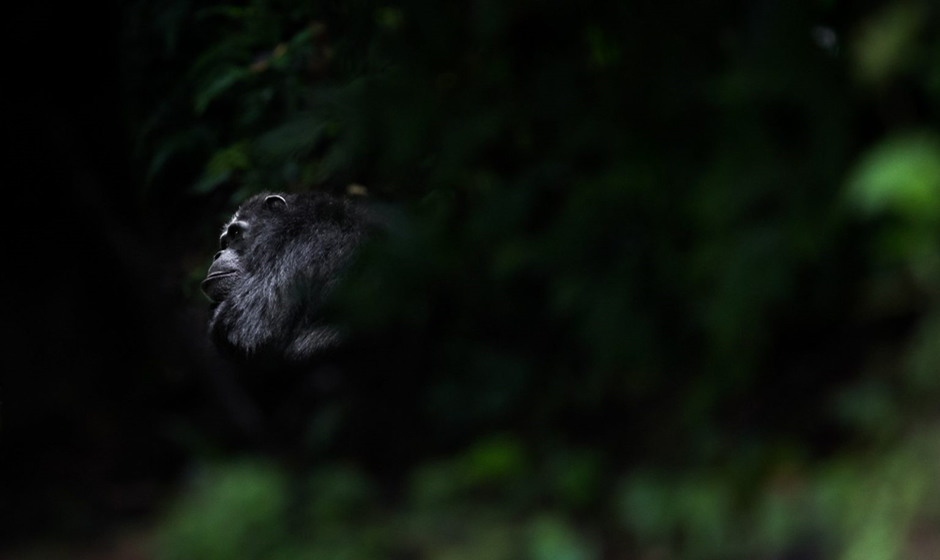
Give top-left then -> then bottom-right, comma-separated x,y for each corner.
202,191 -> 369,365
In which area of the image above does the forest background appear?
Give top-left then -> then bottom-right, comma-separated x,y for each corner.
1,1 -> 940,559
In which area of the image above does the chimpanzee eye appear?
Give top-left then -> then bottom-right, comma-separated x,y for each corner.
220,221 -> 248,249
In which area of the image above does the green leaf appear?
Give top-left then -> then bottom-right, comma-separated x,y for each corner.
846,132 -> 940,222
853,3 -> 926,85
194,66 -> 250,114
190,142 -> 251,194
158,462 -> 288,560
528,515 -> 597,560
460,435 -> 527,487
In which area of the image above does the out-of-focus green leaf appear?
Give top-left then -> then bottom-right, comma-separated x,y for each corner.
616,474 -> 675,542
195,66 -> 250,114
157,462 -> 288,560
255,116 -> 327,160
528,515 -> 597,560
831,380 -> 900,435
194,6 -> 253,21
190,142 -> 251,194
846,132 -> 940,222
410,461 -> 465,508
306,466 -> 376,524
375,7 -> 404,31
905,314 -> 940,391
460,435 -> 527,487
547,450 -> 602,509
207,141 -> 251,174
853,3 -> 926,85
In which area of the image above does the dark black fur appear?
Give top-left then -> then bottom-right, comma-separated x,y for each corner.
202,191 -> 369,366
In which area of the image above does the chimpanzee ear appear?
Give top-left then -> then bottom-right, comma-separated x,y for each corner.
264,194 -> 288,210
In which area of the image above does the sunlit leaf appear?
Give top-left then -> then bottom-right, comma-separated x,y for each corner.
846,132 -> 940,221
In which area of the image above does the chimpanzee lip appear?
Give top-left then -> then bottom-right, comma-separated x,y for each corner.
201,271 -> 239,304
204,271 -> 238,281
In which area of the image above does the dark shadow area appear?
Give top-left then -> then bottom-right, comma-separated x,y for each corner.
1,1 -> 939,559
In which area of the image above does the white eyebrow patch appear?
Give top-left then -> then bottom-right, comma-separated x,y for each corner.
221,211 -> 240,234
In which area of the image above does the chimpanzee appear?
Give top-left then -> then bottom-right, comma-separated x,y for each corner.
201,191 -> 371,368
201,191 -> 425,463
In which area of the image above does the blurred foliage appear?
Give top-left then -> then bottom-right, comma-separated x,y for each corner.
111,0 -> 940,558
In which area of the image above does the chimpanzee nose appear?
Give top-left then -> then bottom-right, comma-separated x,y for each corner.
213,252 -> 223,261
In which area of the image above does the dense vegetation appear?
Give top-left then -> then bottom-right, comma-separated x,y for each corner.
2,1 -> 939,559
